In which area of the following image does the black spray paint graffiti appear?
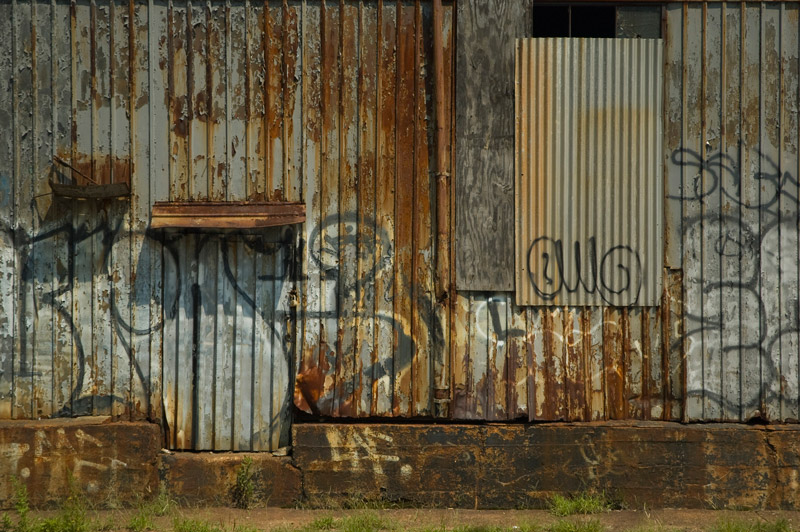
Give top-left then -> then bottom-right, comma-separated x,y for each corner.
527,236 -> 643,306
298,212 -> 445,416
671,148 -> 800,419
0,199 -> 295,446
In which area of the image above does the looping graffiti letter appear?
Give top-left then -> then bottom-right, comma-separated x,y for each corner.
527,236 -> 643,306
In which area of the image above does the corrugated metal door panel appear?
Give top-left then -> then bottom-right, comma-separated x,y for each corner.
516,37 -> 663,307
162,233 -> 293,451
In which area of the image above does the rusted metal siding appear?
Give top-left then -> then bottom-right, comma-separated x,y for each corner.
515,38 -> 663,307
0,0 -> 454,444
0,0 -> 315,450
2,0 -> 798,433
450,278 -> 684,422
294,0 -> 453,419
667,2 -> 800,422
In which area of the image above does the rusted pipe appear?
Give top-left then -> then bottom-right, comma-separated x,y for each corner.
433,0 -> 449,301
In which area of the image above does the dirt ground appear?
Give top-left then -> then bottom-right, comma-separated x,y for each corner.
29,507 -> 800,532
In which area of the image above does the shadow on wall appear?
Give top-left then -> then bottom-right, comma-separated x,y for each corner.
0,196 -> 295,424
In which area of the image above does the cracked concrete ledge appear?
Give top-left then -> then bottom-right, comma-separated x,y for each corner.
0,417 -> 161,509
0,418 -> 302,510
3,419 -> 800,510
159,451 -> 302,507
293,422 -> 800,510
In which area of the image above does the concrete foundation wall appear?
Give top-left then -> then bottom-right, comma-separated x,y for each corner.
4,419 -> 800,510
0,417 -> 161,508
294,423 -> 800,510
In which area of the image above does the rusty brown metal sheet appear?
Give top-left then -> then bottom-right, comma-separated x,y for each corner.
0,0 -> 306,450
293,0 -> 454,420
448,296 -> 685,423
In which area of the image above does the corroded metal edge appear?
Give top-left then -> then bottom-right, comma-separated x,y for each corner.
150,201 -> 306,229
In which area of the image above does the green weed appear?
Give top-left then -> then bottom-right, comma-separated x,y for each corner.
39,480 -> 90,532
172,517 -> 225,532
622,523 -> 683,532
9,477 -> 31,532
232,458 -> 256,510
710,518 -> 794,532
451,526 -> 511,532
547,520 -> 605,532
549,493 -> 613,517
127,512 -> 154,532
127,484 -> 177,531
0,478 -> 91,532
232,526 -> 263,532
1,515 -> 14,532
450,527 -> 513,532
338,513 -> 392,532
306,517 -> 336,531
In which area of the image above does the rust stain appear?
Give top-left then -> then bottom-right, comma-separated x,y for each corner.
541,310 -> 555,420
505,344 -> 517,419
54,151 -> 132,187
171,94 -> 190,139
294,342 -> 334,416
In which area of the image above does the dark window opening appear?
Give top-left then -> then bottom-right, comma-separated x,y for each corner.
532,5 -> 662,38
572,6 -> 616,37
533,6 -> 570,37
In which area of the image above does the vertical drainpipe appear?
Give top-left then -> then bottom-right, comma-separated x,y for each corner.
433,0 -> 448,302
432,0 -> 451,417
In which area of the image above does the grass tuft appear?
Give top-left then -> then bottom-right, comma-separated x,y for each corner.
338,513 -> 393,532
172,517 -> 225,532
232,526 -> 263,532
232,458 -> 256,510
549,493 -> 613,517
307,517 -> 336,531
621,523 -> 683,532
547,520 -> 604,532
710,518 -> 794,532
127,483 -> 177,531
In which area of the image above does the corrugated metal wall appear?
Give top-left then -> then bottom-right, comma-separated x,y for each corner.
665,2 -> 800,422
0,0 -> 455,447
2,0 -> 799,439
293,0 -> 454,419
516,38 -> 663,307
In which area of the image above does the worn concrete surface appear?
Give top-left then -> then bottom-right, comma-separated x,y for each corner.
159,451 -> 302,507
5,420 -> 800,510
293,422 -> 800,510
0,417 -> 161,509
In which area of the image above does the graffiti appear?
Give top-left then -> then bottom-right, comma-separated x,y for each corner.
668,148 -> 799,209
296,213 -> 444,416
472,297 -> 526,346
527,236 -> 643,306
671,148 -> 800,418
0,199 -> 295,446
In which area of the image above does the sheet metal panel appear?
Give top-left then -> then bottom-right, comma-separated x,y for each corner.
293,0 -> 453,419
0,0 -> 316,450
449,290 -> 684,422
668,2 -> 800,422
4,0 -> 798,429
515,38 -> 664,307
1,0 -> 454,441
